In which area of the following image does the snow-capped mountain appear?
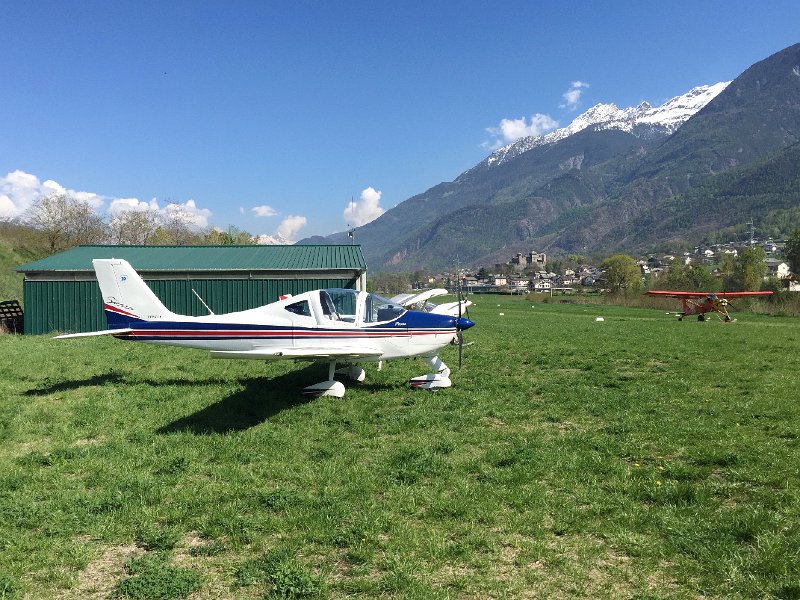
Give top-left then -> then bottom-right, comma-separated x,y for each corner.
257,233 -> 293,245
484,81 -> 730,168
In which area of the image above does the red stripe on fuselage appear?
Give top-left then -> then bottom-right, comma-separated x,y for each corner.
125,328 -> 454,339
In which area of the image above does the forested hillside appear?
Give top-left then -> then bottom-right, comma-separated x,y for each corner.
0,223 -> 50,303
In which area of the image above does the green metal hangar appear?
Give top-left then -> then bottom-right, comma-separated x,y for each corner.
16,245 -> 368,335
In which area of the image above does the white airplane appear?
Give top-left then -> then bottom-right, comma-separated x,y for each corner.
56,259 -> 475,398
390,288 -> 472,317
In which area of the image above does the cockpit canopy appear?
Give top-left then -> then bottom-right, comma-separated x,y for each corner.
363,292 -> 406,323
284,289 -> 406,325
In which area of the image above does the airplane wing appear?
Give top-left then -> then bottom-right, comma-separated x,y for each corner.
54,328 -> 133,339
389,293 -> 415,305
714,291 -> 774,298
647,291 -> 710,298
209,346 -> 384,361
405,288 -> 449,305
647,290 -> 773,298
392,288 -> 450,308
429,299 -> 472,316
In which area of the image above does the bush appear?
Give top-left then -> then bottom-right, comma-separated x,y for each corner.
0,575 -> 18,599
115,554 -> 202,599
235,549 -> 323,598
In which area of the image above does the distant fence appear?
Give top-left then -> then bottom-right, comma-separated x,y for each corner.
0,300 -> 23,334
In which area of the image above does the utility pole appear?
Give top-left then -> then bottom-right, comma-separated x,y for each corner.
747,218 -> 755,246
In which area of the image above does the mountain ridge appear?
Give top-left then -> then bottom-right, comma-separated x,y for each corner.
300,43 -> 800,271
478,81 -> 730,170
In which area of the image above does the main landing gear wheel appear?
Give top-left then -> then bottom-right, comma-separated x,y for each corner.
302,380 -> 346,398
302,361 -> 347,398
335,365 -> 366,382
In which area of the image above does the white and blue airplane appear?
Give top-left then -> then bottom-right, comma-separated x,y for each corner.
56,259 -> 475,397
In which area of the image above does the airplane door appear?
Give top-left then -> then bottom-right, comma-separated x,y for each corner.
284,299 -> 316,348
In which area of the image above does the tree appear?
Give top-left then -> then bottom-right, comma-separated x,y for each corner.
566,254 -> 584,268
686,264 -> 719,292
149,206 -> 202,245
785,227 -> 800,275
548,259 -> 564,276
659,260 -> 691,290
600,254 -> 641,293
203,225 -> 255,245
367,272 -> 412,295
732,246 -> 767,291
718,253 -> 737,283
25,193 -> 106,252
659,260 -> 719,292
109,208 -> 161,245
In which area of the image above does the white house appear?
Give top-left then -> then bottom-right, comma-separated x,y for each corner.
764,259 -> 791,279
491,276 -> 508,287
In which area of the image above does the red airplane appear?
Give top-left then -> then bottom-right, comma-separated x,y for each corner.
646,290 -> 773,322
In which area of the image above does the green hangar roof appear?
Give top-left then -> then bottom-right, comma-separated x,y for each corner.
17,244 -> 367,274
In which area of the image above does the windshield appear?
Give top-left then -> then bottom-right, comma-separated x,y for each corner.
364,293 -> 406,323
320,289 -> 359,322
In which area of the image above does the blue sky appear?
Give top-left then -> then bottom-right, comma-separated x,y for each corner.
2,1 -> 798,240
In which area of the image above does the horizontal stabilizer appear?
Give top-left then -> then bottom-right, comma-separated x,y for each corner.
54,328 -> 133,339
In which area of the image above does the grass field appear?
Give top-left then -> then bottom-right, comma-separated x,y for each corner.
1,296 -> 799,599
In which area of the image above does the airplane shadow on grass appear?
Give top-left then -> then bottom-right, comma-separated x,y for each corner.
23,372 -> 126,396
157,363 -> 397,434
26,363 -> 400,434
158,364 -> 326,434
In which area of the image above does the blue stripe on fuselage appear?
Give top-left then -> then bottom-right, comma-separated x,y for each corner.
115,310 -> 457,341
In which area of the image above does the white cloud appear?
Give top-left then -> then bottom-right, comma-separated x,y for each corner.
0,170 -> 109,218
276,215 -> 307,240
0,169 -> 218,229
163,199 -> 211,229
252,204 -> 278,218
343,187 -> 385,227
109,196 -> 211,229
256,214 -> 307,245
560,81 -> 590,110
107,197 -> 160,216
484,113 -> 559,149
0,170 -> 39,218
0,194 -> 15,219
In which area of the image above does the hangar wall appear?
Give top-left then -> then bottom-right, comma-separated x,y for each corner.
23,276 -> 356,335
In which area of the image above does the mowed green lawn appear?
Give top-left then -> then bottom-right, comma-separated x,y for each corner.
1,296 -> 798,599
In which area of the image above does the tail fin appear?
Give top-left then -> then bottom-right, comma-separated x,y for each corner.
93,259 -> 176,328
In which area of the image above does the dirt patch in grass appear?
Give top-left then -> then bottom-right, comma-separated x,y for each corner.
63,543 -> 140,599
71,436 -> 107,447
510,534 -> 679,599
170,532 -> 234,599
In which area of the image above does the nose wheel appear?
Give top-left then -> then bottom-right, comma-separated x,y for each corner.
409,355 -> 453,390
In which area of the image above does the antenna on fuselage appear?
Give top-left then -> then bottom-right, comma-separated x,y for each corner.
191,288 -> 214,315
